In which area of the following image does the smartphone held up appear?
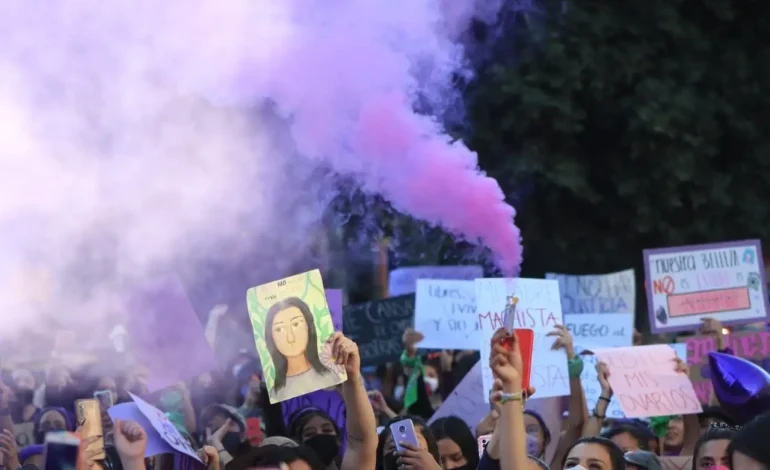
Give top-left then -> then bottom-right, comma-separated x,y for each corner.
43,432 -> 80,470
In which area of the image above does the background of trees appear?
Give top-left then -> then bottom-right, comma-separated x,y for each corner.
344,0 -> 770,328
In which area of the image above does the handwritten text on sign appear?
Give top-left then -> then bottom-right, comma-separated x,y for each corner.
564,313 -> 633,348
644,240 -> 769,333
546,269 -> 635,314
595,345 -> 701,418
415,280 -> 478,350
389,265 -> 483,296
476,278 -> 569,399
129,392 -> 201,461
343,295 -> 414,366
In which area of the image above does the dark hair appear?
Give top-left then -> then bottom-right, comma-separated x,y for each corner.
698,406 -> 736,427
429,417 -> 479,470
562,437 -> 625,470
692,424 -> 736,470
524,409 -> 552,457
264,297 -> 329,391
227,444 -> 326,470
528,455 -> 550,470
289,408 -> 341,440
728,410 -> 770,469
602,424 -> 652,451
376,416 -> 440,470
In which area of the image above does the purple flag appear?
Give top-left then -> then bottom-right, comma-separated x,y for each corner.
125,276 -> 218,392
325,289 -> 343,333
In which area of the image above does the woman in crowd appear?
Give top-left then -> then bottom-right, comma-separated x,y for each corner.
290,408 -> 344,469
691,423 -> 735,470
562,437 -> 625,470
376,416 -> 440,470
729,411 -> 770,470
429,416 -> 478,470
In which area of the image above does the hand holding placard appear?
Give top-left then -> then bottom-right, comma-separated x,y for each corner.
594,345 -> 702,418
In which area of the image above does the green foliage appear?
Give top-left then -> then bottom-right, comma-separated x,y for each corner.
467,0 -> 770,286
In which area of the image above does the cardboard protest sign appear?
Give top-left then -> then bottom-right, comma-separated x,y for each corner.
565,313 -> 633,348
388,265 -> 483,296
325,289 -> 343,333
342,295 -> 414,366
125,276 -> 218,393
660,456 -> 692,470
415,280 -> 478,350
428,360 -> 487,427
644,239 -> 769,333
108,393 -> 201,461
476,278 -> 569,399
247,269 -> 346,403
683,330 -> 770,404
595,345 -> 701,418
545,269 -> 635,314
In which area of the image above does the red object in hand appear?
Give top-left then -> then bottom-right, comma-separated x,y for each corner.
499,329 -> 534,391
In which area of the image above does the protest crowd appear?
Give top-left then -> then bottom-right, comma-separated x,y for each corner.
3,244 -> 770,470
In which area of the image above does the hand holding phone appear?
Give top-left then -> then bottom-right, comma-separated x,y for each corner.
389,419 -> 419,452
75,399 -> 105,461
43,432 -> 80,470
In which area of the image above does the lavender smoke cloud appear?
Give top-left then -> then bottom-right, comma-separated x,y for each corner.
0,1 -> 521,342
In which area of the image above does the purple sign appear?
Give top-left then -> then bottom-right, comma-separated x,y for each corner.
325,289 -> 343,333
281,388 -> 347,452
125,276 -> 219,392
643,239 -> 770,334
108,402 -> 180,458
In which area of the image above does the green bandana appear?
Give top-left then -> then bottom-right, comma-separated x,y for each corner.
400,350 -> 425,410
649,415 -> 677,438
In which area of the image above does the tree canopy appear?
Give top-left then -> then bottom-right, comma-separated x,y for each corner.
468,0 -> 770,281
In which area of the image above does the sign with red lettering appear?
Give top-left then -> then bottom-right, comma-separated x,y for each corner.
476,278 -> 569,399
682,330 -> 770,404
595,345 -> 702,418
643,239 -> 769,334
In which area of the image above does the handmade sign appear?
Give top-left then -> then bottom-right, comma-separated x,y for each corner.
342,295 -> 414,366
578,343 -> 687,419
643,240 -> 769,333
428,360 -> 487,427
325,289 -> 343,333
475,278 -> 569,399
125,276 -> 218,392
564,313 -> 633,348
388,265 -> 483,296
414,280 -> 478,349
109,393 -> 201,461
683,330 -> 770,404
247,269 -> 346,403
545,269 -> 635,314
595,345 -> 701,418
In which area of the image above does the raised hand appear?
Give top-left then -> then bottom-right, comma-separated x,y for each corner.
0,429 -> 20,470
546,324 -> 575,359
395,441 -> 442,470
198,445 -> 221,470
401,328 -> 424,350
596,361 -> 612,396
328,332 -> 361,378
113,419 -> 147,462
673,356 -> 689,376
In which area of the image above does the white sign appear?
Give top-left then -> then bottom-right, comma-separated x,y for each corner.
428,360 -> 488,428
564,313 -> 633,348
577,342 -> 689,420
643,240 -> 770,334
129,393 -> 201,461
415,280 -> 478,349
388,265 -> 483,296
546,269 -> 635,314
475,278 -> 570,399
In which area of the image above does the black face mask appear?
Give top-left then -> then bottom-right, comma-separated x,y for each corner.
304,434 -> 340,466
15,389 -> 34,405
221,432 -> 242,456
383,451 -> 400,470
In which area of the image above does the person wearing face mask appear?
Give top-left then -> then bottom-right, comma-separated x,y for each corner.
290,409 -> 343,469
201,404 -> 250,465
399,330 -> 456,420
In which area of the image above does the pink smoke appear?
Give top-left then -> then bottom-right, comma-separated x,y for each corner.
197,0 -> 523,273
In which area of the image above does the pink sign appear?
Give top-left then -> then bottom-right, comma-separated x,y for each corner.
668,287 -> 751,317
325,289 -> 343,332
595,345 -> 702,418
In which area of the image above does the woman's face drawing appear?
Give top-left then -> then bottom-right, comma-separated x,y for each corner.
272,306 -> 310,358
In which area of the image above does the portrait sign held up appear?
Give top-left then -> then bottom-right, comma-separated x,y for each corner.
247,269 -> 346,403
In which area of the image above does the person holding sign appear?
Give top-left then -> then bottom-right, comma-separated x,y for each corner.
247,270 -> 346,403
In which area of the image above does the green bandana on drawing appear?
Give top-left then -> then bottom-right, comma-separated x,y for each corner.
400,350 -> 425,410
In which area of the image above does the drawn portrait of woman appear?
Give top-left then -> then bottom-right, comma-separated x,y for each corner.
264,297 -> 341,401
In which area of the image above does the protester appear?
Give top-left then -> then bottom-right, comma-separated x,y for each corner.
429,417 -> 479,470
692,423 -> 735,470
562,437 -> 625,470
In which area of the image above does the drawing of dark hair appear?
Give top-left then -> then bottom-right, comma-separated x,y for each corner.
264,296 -> 330,391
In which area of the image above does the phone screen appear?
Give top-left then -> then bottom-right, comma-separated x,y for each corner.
44,440 -> 79,470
